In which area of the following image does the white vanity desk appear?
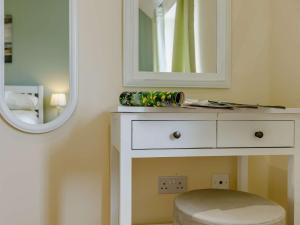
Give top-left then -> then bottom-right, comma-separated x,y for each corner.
111,107 -> 300,225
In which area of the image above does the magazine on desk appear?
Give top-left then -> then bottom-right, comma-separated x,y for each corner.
182,99 -> 286,110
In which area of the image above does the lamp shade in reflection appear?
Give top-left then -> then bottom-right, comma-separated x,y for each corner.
50,93 -> 67,107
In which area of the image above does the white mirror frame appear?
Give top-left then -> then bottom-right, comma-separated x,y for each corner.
124,0 -> 231,88
0,0 -> 78,133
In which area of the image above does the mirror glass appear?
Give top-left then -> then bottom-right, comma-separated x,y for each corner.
3,0 -> 71,125
139,0 -> 217,73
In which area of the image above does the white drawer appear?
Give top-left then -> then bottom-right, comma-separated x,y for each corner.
217,121 -> 295,148
132,121 -> 216,149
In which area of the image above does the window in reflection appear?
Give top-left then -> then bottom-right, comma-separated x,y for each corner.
139,0 -> 217,73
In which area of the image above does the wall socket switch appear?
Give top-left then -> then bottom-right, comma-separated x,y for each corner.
158,176 -> 187,194
212,174 -> 229,189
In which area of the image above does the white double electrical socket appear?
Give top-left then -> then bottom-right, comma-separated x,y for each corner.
212,174 -> 230,189
158,176 -> 187,194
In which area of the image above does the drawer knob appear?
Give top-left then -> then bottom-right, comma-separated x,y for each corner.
173,131 -> 181,139
255,131 -> 264,139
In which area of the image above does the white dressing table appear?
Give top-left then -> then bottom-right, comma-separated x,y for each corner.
110,107 -> 300,225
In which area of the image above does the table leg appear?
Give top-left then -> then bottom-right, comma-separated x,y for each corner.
110,147 -> 120,225
237,156 -> 249,192
287,155 -> 300,225
119,152 -> 132,225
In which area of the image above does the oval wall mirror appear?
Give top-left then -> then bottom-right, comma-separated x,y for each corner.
0,0 -> 78,133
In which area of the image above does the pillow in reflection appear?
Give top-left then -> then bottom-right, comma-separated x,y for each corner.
5,91 -> 38,110
11,110 -> 39,125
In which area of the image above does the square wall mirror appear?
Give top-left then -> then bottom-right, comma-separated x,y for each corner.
124,0 -> 231,88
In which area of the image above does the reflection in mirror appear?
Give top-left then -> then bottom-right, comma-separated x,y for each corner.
4,0 -> 69,125
139,0 -> 217,73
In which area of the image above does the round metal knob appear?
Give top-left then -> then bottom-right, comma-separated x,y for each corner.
255,131 -> 264,139
173,131 -> 181,139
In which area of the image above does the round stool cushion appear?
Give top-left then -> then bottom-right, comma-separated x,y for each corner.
174,189 -> 285,225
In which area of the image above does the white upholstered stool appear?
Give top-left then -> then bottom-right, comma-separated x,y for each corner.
174,189 -> 285,225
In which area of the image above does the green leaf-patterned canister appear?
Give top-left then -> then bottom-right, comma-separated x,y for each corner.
119,92 -> 184,107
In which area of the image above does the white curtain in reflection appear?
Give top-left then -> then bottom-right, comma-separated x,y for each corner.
164,2 -> 177,71
153,4 -> 167,72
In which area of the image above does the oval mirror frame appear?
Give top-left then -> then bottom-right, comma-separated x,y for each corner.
0,0 -> 78,133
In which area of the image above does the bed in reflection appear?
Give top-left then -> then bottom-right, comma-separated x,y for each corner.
5,85 -> 44,124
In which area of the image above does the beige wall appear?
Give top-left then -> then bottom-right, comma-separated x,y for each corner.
0,0 -> 296,224
267,0 -> 300,214
246,0 -> 300,217
271,0 -> 300,107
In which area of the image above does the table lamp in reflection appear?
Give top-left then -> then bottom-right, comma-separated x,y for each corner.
50,93 -> 67,115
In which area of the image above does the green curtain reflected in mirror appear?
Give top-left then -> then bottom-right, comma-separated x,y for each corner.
172,0 -> 195,73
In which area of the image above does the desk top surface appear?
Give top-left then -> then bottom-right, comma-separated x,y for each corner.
114,106 -> 300,114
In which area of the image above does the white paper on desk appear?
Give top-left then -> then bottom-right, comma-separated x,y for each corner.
183,99 -> 233,109
184,99 -> 210,106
